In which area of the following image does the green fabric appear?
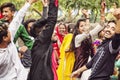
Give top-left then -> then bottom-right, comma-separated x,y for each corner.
115,59 -> 120,68
14,24 -> 33,50
110,75 -> 118,80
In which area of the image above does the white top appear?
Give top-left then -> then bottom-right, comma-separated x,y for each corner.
0,3 -> 30,80
75,24 -> 104,47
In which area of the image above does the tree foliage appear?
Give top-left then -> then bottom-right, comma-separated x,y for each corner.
0,0 -> 42,10
0,0 -> 43,20
1,0 -> 120,22
58,0 -> 120,22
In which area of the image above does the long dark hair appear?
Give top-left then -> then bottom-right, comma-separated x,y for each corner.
30,18 -> 47,38
68,19 -> 86,52
23,19 -> 36,35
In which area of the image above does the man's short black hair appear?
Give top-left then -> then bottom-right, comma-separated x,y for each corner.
23,19 -> 36,28
30,18 -> 47,38
0,2 -> 16,12
23,19 -> 36,34
0,21 -> 8,44
108,20 -> 116,25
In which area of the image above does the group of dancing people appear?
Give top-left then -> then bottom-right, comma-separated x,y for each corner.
0,0 -> 120,80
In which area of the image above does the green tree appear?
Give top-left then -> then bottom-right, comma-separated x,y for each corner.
58,0 -> 120,22
0,0 -> 43,19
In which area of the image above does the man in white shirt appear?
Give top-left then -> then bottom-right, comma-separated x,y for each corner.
0,0 -> 37,80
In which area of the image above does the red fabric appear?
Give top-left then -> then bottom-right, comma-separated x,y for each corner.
53,42 -> 60,57
0,13 -> 3,19
55,26 -> 64,43
51,50 -> 58,80
53,26 -> 66,57
55,0 -> 58,7
53,26 -> 68,57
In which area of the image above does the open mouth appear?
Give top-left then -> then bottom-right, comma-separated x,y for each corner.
105,31 -> 111,35
106,31 -> 111,35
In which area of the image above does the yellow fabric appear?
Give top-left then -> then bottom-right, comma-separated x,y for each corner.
57,34 -> 75,80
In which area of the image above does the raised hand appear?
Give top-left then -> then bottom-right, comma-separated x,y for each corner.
81,9 -> 89,18
100,0 -> 106,21
41,0 -> 49,7
101,0 -> 106,10
113,8 -> 120,34
113,8 -> 120,20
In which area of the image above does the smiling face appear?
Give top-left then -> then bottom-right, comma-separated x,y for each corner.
58,24 -> 66,36
104,22 -> 116,39
0,2 -> 16,22
78,21 -> 86,33
2,7 -> 14,22
27,22 -> 34,34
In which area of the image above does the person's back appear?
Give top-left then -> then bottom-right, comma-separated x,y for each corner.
27,0 -> 58,80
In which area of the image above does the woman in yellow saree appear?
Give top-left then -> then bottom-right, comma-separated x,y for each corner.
57,33 -> 75,80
